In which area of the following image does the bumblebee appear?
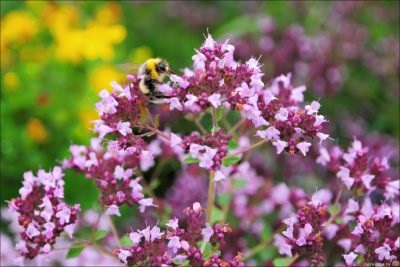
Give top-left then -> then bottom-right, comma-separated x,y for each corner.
119,58 -> 172,103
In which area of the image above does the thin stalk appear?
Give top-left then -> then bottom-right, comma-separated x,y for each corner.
288,254 -> 300,266
206,171 -> 216,224
228,118 -> 247,135
108,216 -> 121,246
194,117 -> 207,134
243,239 -> 271,260
91,207 -> 104,242
211,107 -> 218,129
322,185 -> 344,231
224,139 -> 267,160
145,107 -> 155,127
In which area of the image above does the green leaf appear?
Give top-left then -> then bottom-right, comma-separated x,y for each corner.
217,193 -> 231,206
273,257 -> 292,267
202,242 -> 213,260
335,217 -> 344,224
120,235 -> 133,246
172,258 -> 190,266
210,207 -> 224,224
261,224 -> 272,241
227,139 -> 239,150
66,243 -> 85,259
94,229 -> 108,241
222,156 -> 240,167
184,156 -> 200,164
216,108 -> 223,122
328,204 -> 340,216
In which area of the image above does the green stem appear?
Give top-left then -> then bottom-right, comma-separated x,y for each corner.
244,239 -> 271,260
206,171 -> 215,224
108,215 -> 121,246
91,207 -> 104,242
223,139 -> 267,160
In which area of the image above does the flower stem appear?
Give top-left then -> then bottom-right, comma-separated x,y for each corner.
108,215 -> 121,246
228,118 -> 247,135
243,239 -> 271,260
211,107 -> 218,129
206,171 -> 216,224
224,139 -> 267,160
91,207 -> 104,242
194,116 -> 207,134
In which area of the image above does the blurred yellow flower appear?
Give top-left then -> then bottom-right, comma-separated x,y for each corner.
95,3 -> 122,25
1,10 -> 39,67
42,4 -> 78,37
130,46 -> 153,64
79,108 -> 99,133
90,65 -> 124,92
3,72 -> 20,91
26,118 -> 49,143
53,21 -> 126,63
42,3 -> 126,63
1,10 -> 39,45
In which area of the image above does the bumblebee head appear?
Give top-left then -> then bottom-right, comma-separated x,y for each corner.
155,59 -> 169,74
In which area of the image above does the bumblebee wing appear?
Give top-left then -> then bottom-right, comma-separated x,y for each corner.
115,63 -> 142,74
168,65 -> 177,75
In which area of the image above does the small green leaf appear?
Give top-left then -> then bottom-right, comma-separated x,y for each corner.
217,193 -> 231,206
261,224 -> 272,241
227,139 -> 239,150
120,235 -> 133,246
222,156 -> 240,167
216,108 -> 224,122
66,243 -> 85,259
210,207 -> 224,224
202,243 -> 213,260
172,258 -> 190,266
94,229 -> 108,241
335,217 -> 344,224
184,156 -> 200,164
328,204 -> 340,216
273,257 -> 292,267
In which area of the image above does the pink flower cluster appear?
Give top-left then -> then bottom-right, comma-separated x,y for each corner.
63,138 -> 155,216
318,139 -> 399,199
340,198 -> 400,265
112,203 -> 244,267
160,34 -> 329,157
256,73 -> 329,155
93,78 -> 148,140
275,199 -> 328,266
182,129 -> 231,170
8,167 -> 80,259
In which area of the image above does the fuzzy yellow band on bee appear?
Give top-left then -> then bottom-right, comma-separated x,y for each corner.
145,58 -> 162,80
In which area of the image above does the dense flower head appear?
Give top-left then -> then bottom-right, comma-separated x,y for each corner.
63,137 -> 154,215
317,139 -> 399,200
163,34 -> 264,114
8,167 -> 80,259
276,199 -> 328,266
93,77 -> 148,141
256,73 -> 329,156
182,129 -> 231,170
112,203 -> 244,267
339,198 -> 399,265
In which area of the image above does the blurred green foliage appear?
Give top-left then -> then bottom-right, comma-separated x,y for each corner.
1,1 -> 398,210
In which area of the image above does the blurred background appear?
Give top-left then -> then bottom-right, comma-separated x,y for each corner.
1,0 -> 399,233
